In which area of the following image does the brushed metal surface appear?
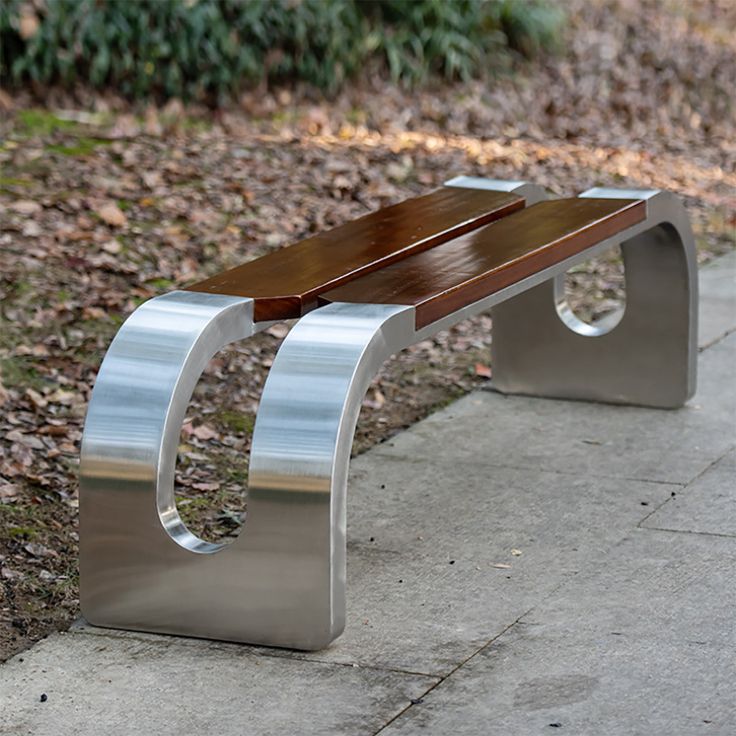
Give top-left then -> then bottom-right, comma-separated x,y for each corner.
79,290 -> 414,649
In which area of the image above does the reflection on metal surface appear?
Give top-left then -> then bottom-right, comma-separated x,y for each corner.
80,182 -> 697,651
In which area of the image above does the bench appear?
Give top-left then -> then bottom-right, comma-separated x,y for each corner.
79,177 -> 698,650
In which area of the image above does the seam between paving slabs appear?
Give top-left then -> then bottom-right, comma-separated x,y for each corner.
699,325 -> 736,352
366,451 -> 688,488
371,611 -> 533,736
635,444 -> 736,530
372,442 -> 736,732
635,525 -> 736,541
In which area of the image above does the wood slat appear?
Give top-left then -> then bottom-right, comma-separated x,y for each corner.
319,197 -> 646,328
186,187 -> 524,321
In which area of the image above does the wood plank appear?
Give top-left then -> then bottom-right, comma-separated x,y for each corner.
185,187 -> 524,321
319,198 -> 646,329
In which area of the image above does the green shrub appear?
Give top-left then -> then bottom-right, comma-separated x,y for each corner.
0,0 -> 563,100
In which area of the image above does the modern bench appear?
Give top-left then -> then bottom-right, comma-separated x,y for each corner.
79,177 -> 697,650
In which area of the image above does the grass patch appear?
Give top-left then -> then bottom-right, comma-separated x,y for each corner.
145,277 -> 175,291
0,176 -> 33,189
180,117 -> 213,133
6,526 -> 39,540
16,109 -> 77,136
45,137 -> 113,157
0,356 -> 47,391
217,410 -> 255,436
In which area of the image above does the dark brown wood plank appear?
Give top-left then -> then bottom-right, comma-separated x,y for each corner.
319,198 -> 646,328
185,187 -> 524,321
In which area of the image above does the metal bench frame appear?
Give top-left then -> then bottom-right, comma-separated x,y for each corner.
79,179 -> 697,649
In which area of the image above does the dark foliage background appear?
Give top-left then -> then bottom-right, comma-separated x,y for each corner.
1,0 -> 562,99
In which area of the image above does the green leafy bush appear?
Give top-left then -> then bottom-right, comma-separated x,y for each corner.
0,0 -> 562,100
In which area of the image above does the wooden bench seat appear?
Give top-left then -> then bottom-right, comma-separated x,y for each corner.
186,186 -> 524,321
319,197 -> 645,328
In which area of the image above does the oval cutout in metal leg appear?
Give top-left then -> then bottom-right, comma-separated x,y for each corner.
173,341 -> 256,547
554,244 -> 626,337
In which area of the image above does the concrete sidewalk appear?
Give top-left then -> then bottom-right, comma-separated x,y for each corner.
1,252 -> 734,736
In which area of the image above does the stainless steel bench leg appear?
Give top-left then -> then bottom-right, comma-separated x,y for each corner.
489,189 -> 698,408
247,303 -> 415,648
80,291 -> 414,650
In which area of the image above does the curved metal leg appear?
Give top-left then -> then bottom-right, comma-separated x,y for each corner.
248,303 -> 415,648
80,293 -> 261,629
489,190 -> 698,408
246,192 -> 698,645
80,289 -> 414,650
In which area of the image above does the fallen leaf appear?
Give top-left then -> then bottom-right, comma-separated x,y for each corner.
474,363 -> 492,378
102,239 -> 123,254
19,10 -> 40,39
266,324 -> 289,339
39,425 -> 68,437
192,481 -> 220,492
0,484 -> 19,503
23,221 -> 42,237
192,424 -> 218,441
97,203 -> 127,227
0,88 -> 13,112
25,388 -> 47,408
47,389 -> 76,405
333,174 -> 352,190
141,170 -> 162,188
363,389 -> 385,410
10,199 -> 41,215
511,548 -> 523,556
23,543 -> 59,559
144,105 -> 162,136
6,430 -> 44,450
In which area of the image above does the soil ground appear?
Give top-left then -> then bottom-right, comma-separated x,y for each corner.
1,0 -> 734,661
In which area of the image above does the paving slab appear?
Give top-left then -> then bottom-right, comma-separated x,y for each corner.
699,250 -> 736,349
642,448 -> 736,537
287,460 -> 674,674
0,631 -> 435,736
379,530 -> 736,736
372,331 -> 736,486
